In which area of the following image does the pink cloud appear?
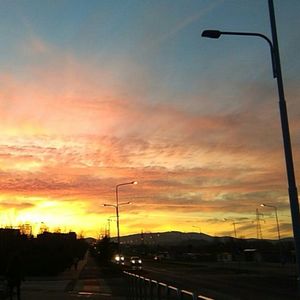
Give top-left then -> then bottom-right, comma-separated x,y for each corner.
0,36 -> 299,237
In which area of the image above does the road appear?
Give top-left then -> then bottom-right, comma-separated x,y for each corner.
124,259 -> 298,300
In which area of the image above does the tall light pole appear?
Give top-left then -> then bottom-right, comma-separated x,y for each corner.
104,181 -> 137,252
103,201 -> 131,252
261,203 -> 281,241
261,203 -> 283,263
255,208 -> 264,240
202,0 -> 300,283
116,181 -> 137,251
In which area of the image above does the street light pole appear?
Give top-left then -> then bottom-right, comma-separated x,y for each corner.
202,0 -> 300,283
261,203 -> 283,263
103,201 -> 131,252
115,181 -> 137,251
261,203 -> 281,241
201,30 -> 276,78
268,1 -> 300,273
107,218 -> 110,237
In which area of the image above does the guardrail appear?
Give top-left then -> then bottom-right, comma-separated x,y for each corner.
124,271 -> 214,300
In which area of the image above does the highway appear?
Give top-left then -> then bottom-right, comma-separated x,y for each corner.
124,258 -> 298,300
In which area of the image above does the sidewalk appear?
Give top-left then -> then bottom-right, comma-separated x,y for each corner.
18,252 -> 128,300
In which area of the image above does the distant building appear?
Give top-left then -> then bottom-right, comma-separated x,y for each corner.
243,248 -> 262,262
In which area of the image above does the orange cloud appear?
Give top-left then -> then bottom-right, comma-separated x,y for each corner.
0,37 -> 299,238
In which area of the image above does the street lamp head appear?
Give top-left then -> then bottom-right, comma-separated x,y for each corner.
260,203 -> 276,209
201,30 -> 222,39
117,181 -> 138,188
103,203 -> 116,208
119,201 -> 131,206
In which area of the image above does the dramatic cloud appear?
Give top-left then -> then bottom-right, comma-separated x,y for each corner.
0,1 -> 299,238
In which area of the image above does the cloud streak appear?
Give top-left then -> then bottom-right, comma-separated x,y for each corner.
0,1 -> 299,238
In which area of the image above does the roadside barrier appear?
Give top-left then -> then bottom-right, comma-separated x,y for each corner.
124,271 -> 214,300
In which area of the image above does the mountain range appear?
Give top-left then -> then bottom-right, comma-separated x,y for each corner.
86,231 -> 293,246
114,231 -> 226,245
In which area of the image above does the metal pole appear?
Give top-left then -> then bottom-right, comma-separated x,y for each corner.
116,185 -> 120,253
107,218 -> 111,237
232,222 -> 237,238
273,206 -> 281,241
268,0 -> 300,282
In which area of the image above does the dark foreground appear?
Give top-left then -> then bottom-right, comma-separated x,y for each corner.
1,251 -> 297,300
126,259 -> 298,300
0,251 -> 128,300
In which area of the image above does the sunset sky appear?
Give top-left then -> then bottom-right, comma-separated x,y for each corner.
0,0 -> 300,239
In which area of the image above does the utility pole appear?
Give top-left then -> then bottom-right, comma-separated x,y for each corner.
256,208 -> 263,240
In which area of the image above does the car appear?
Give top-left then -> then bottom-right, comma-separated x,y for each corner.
113,254 -> 125,265
130,256 -> 142,269
154,251 -> 170,261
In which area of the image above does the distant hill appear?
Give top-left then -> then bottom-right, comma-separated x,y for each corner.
115,231 -> 217,246
111,231 -> 291,246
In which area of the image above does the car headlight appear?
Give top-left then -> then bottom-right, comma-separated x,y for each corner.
138,259 -> 142,264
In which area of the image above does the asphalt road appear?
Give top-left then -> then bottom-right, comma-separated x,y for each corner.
124,259 -> 298,300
